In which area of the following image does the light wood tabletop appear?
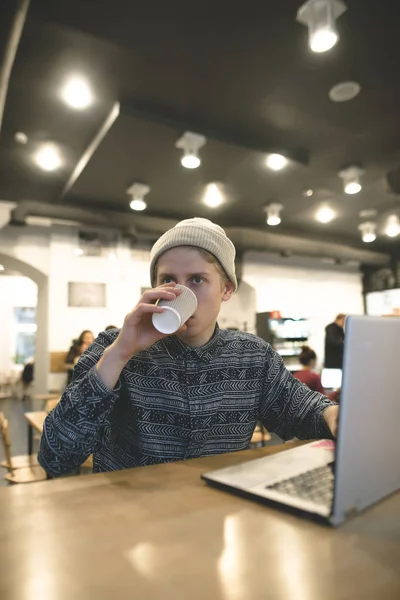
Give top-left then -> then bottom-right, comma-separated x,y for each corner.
0,443 -> 399,600
24,411 -> 47,433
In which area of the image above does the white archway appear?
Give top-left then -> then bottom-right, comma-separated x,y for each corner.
0,253 -> 49,393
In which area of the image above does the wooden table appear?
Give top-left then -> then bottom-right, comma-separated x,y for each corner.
24,411 -> 46,455
0,443 -> 399,600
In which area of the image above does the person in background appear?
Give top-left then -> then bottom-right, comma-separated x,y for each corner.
39,217 -> 339,478
65,330 -> 95,385
105,325 -> 118,331
293,346 -> 325,394
324,313 -> 346,369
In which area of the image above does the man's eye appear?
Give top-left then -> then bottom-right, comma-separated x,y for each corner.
163,277 -> 174,284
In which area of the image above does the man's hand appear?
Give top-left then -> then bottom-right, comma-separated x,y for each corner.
95,284 -> 184,390
323,405 -> 339,438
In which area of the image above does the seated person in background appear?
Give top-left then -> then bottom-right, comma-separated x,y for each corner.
293,346 -> 325,394
39,218 -> 339,478
105,325 -> 118,331
65,330 -> 95,385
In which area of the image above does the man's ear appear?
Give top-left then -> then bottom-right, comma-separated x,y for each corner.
222,281 -> 235,302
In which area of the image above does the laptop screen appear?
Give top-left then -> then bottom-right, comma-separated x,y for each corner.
321,368 -> 342,389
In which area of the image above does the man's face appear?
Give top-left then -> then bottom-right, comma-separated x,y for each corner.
155,247 -> 234,347
336,316 -> 345,328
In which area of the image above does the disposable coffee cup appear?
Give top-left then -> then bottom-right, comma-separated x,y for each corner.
152,285 -> 198,334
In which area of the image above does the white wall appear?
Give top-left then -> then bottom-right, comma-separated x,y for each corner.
366,289 -> 400,315
0,276 -> 37,373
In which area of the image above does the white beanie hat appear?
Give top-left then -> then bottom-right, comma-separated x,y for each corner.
150,217 -> 237,291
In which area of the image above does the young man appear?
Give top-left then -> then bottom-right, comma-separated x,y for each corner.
38,218 -> 338,476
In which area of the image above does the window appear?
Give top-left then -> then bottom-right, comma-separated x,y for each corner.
14,307 -> 36,364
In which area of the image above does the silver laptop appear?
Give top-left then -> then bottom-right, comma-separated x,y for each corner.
202,316 -> 400,525
321,367 -> 342,390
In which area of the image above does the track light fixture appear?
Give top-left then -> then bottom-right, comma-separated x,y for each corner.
175,131 -> 206,169
297,0 -> 347,53
385,215 -> 400,238
358,222 -> 376,243
264,203 -> 283,226
339,166 -> 364,195
127,182 -> 150,211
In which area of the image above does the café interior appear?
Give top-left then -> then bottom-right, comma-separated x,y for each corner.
0,1 -> 399,598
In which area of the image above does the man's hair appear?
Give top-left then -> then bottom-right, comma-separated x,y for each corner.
335,313 -> 346,321
154,246 -> 230,288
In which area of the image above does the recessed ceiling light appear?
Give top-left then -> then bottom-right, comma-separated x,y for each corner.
329,81 -> 361,103
34,143 -> 62,171
203,183 -> 225,208
0,264 -> 5,271
265,154 -> 288,171
108,252 -> 116,261
303,188 -> 314,197
14,132 -> 28,144
62,76 -> 92,109
74,248 -> 84,256
316,207 -> 336,223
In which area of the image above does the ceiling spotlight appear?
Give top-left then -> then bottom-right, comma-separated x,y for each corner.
0,264 -> 5,271
303,188 -> 314,197
203,183 -> 225,208
74,248 -> 84,256
316,206 -> 335,223
127,182 -> 150,211
385,215 -> 400,238
358,222 -> 377,243
175,131 -> 206,169
62,76 -> 92,109
34,143 -> 62,171
266,153 -> 288,171
339,166 -> 364,195
14,132 -> 28,144
297,0 -> 347,53
108,252 -> 116,261
264,203 -> 283,226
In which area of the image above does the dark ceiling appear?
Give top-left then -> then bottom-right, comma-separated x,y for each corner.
1,0 -> 400,256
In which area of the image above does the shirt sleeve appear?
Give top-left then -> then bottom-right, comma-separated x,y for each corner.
38,331 -> 122,477
259,345 -> 337,440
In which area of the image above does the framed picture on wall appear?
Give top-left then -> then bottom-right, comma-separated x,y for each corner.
68,282 -> 106,307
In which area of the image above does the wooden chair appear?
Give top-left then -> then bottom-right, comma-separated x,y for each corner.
250,423 -> 271,447
0,412 -> 47,484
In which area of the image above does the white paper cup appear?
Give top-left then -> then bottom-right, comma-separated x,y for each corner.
152,285 -> 198,334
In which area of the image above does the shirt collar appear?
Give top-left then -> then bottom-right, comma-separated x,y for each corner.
159,324 -> 222,363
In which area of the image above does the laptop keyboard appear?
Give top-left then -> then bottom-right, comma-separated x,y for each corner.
265,463 -> 335,506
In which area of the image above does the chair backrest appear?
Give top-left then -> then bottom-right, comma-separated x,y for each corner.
0,412 -> 14,473
45,398 -> 60,413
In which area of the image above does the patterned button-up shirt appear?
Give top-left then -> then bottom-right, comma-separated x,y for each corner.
38,327 -> 334,476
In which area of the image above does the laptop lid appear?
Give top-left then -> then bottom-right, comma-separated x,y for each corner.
321,368 -> 342,390
331,316 -> 400,525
